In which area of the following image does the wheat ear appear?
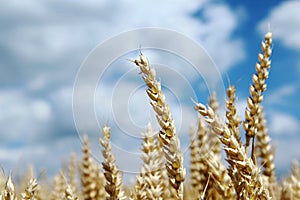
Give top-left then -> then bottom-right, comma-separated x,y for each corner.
156,137 -> 176,199
207,92 -> 222,160
189,117 -> 211,200
244,31 -> 272,159
281,161 -> 300,199
206,155 -> 236,199
65,184 -> 78,200
21,178 -> 38,200
189,126 -> 199,196
195,116 -> 211,197
134,53 -> 185,199
225,85 -> 242,144
135,123 -> 162,200
68,153 -> 78,197
93,164 -> 106,199
255,107 -> 276,184
100,125 -> 126,200
51,170 -> 66,200
1,172 -> 16,200
194,102 -> 270,199
80,135 -> 99,200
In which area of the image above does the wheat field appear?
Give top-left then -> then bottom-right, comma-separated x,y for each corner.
1,31 -> 300,200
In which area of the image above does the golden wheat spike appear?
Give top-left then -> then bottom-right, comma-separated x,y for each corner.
21,178 -> 38,200
80,135 -> 99,200
135,123 -> 162,200
100,125 -> 126,200
194,101 -> 271,199
244,32 -> 273,161
133,53 -> 185,200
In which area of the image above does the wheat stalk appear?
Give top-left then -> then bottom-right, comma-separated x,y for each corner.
134,53 -> 185,199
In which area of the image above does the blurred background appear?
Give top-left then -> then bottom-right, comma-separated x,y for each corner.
0,0 -> 299,181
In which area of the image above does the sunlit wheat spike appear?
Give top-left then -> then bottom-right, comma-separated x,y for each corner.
2,172 -> 16,200
80,135 -> 99,200
68,153 -> 78,197
64,184 -> 78,200
21,178 -> 38,200
244,31 -> 273,160
194,102 -> 271,199
225,85 -> 242,144
255,106 -> 277,199
134,53 -> 185,200
206,154 -> 236,199
51,170 -> 66,200
100,125 -> 126,200
135,123 -> 162,200
188,116 -> 210,200
207,91 -> 222,161
188,126 -> 199,194
281,163 -> 300,200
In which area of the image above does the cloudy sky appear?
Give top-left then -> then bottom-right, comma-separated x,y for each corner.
1,0 -> 300,181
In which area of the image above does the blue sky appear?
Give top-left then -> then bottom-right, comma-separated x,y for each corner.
0,0 -> 299,180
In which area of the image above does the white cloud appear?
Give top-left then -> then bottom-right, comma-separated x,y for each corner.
0,0 -> 245,72
267,84 -> 297,105
257,1 -> 300,49
0,0 -> 247,178
32,100 -> 52,121
272,138 -> 300,176
269,111 -> 300,135
0,90 -> 53,142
